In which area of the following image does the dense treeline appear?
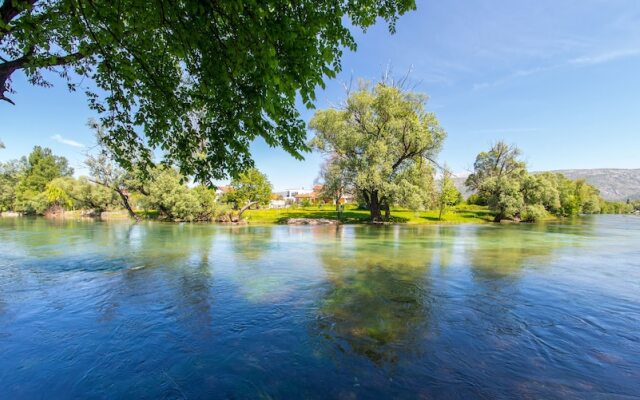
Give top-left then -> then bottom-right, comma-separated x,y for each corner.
0,143 -> 272,222
0,141 -> 635,223
465,142 -> 634,222
308,81 -> 634,223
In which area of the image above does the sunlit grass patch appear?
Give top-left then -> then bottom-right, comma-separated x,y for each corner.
244,204 -> 494,225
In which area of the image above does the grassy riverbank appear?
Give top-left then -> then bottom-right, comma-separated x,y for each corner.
244,204 -> 495,224
3,205 -> 496,224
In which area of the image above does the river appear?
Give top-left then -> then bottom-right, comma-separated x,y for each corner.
0,216 -> 638,398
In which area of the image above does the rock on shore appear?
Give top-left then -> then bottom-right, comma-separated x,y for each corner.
287,218 -> 340,225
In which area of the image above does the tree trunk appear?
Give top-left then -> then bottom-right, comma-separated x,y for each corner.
382,202 -> 390,221
237,201 -> 258,219
362,190 -> 370,207
369,192 -> 383,222
116,189 -> 140,222
157,204 -> 173,220
89,178 -> 140,222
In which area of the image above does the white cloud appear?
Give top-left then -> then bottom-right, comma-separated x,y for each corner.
474,47 -> 640,90
473,64 -> 561,90
569,48 -> 640,65
51,134 -> 84,148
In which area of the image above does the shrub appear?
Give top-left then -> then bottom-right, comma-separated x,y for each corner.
467,193 -> 486,206
521,204 -> 548,222
213,203 -> 236,222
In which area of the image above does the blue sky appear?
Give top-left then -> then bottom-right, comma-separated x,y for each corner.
1,0 -> 640,190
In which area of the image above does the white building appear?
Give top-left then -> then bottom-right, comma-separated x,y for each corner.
277,188 -> 313,203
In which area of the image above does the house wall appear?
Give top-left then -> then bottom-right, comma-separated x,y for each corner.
277,188 -> 314,203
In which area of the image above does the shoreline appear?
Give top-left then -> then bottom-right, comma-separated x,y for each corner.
0,208 -> 495,226
6,206 -> 630,226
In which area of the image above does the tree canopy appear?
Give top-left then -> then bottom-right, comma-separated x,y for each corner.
316,157 -> 354,211
466,142 -> 606,222
1,0 -> 415,181
465,142 -> 526,192
0,158 -> 24,211
85,122 -> 148,220
310,81 -> 445,221
437,166 -> 460,220
14,146 -> 73,213
465,142 -> 527,222
140,166 -> 219,222
225,167 -> 272,218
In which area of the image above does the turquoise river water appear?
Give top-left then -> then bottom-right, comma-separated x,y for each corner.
0,215 -> 639,399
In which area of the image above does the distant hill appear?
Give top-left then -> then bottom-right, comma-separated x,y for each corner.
453,169 -> 640,201
550,169 -> 640,201
452,176 -> 472,199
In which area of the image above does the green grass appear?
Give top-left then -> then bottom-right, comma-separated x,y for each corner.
49,204 -> 494,225
244,204 -> 494,225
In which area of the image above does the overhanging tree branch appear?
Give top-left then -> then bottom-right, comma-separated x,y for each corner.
0,48 -> 87,104
0,0 -> 37,33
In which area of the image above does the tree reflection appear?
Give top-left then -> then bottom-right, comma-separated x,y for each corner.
226,225 -> 275,262
225,225 -> 302,303
100,224 -> 220,371
465,223 -> 590,279
435,225 -> 457,270
314,226 -> 438,365
459,223 -> 594,349
99,223 -> 218,340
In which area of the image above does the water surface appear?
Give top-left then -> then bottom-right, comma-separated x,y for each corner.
0,216 -> 639,398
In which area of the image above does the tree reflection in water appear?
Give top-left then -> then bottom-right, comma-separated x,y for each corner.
1,217 -> 636,399
314,226 -> 440,365
225,226 -> 298,303
312,222 -> 589,368
465,222 -> 589,279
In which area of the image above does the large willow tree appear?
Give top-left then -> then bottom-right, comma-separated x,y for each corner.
0,0 -> 415,182
310,82 -> 446,222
